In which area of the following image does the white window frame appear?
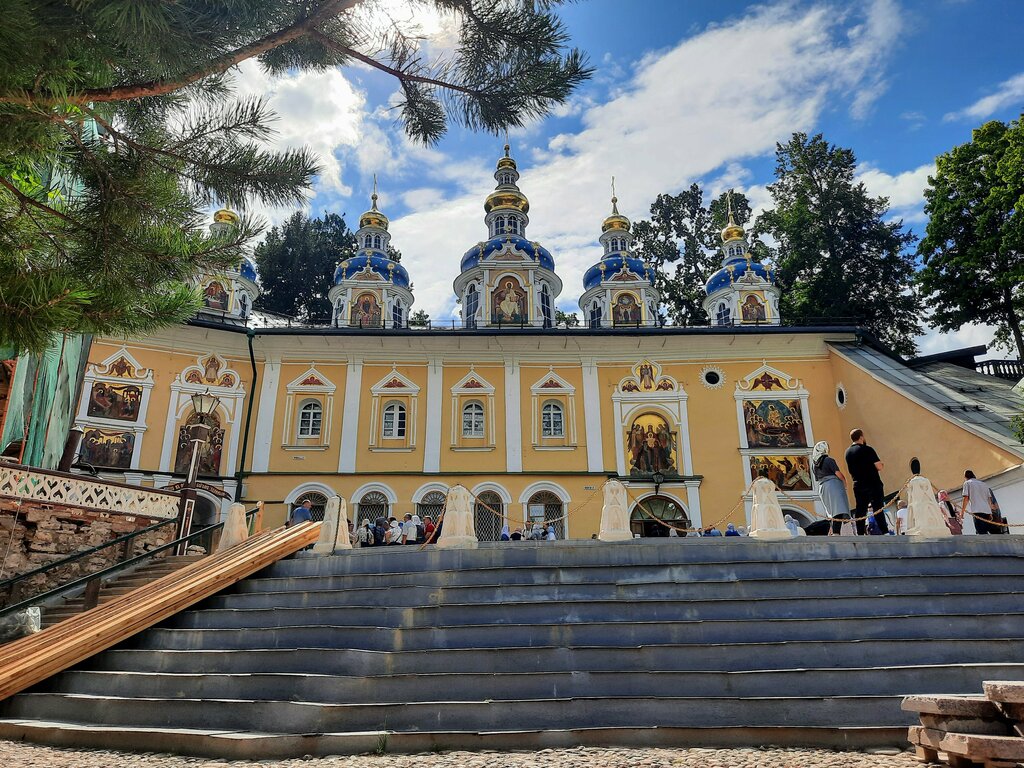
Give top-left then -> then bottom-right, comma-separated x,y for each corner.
297,399 -> 322,438
382,401 -> 407,439
541,401 -> 565,438
462,400 -> 485,438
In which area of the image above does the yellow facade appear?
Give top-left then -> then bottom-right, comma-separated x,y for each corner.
75,323 -> 1023,537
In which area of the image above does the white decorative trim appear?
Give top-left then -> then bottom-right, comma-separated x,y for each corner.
251,360 -> 280,472
281,365 -> 336,447
284,481 -> 338,505
529,368 -> 577,447
450,366 -> 497,448
424,358 -> 443,472
836,382 -> 848,410
505,359 -> 522,472
699,365 -> 726,390
351,481 -> 398,505
412,481 -> 450,504
338,359 -> 363,472
470,482 -> 513,504
517,481 -> 571,504
582,359 -> 605,473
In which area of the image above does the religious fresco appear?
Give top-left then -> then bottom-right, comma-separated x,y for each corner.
173,411 -> 224,475
350,292 -> 382,327
612,293 -> 641,325
203,280 -> 229,311
748,455 -> 812,492
626,412 -> 678,476
87,382 -> 142,422
492,277 -> 526,324
743,399 -> 806,448
741,293 -> 767,322
79,428 -> 135,469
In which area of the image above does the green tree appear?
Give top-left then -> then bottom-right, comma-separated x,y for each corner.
254,212 -> 358,321
408,309 -> 430,327
759,133 -> 921,355
555,309 -> 580,327
0,0 -> 590,353
918,118 -> 1024,358
632,186 -> 758,325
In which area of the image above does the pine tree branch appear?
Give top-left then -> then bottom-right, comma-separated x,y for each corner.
0,176 -> 80,228
311,31 -> 483,97
0,0 -> 363,106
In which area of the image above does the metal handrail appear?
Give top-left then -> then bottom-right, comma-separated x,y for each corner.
0,507 -> 260,620
0,517 -> 178,596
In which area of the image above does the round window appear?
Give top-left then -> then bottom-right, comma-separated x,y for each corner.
836,385 -> 847,408
704,370 -> 721,386
700,366 -> 725,389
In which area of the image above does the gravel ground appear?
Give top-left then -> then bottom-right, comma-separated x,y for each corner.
0,742 -> 919,767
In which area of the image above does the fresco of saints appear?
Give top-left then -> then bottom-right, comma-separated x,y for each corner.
741,295 -> 767,322
638,363 -> 655,391
492,279 -> 525,323
612,294 -> 641,325
350,293 -> 382,327
203,281 -> 229,311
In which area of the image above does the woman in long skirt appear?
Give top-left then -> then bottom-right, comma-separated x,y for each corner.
811,441 -> 852,534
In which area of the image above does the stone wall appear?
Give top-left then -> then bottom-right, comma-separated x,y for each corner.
0,500 -> 175,606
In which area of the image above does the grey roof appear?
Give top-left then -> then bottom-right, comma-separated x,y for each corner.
830,341 -> 1024,459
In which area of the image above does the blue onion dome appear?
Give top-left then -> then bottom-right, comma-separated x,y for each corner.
239,257 -> 257,282
334,253 -> 410,289
583,255 -> 652,291
460,235 -> 554,273
359,190 -> 389,231
705,256 -> 774,294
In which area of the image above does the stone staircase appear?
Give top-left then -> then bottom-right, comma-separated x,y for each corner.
39,555 -> 204,628
1,537 -> 1023,758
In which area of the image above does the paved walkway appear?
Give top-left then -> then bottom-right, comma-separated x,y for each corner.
0,742 -> 917,767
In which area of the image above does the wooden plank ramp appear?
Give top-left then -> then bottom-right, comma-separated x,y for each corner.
0,521 -> 320,702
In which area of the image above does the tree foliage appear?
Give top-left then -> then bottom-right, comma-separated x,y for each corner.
555,309 -> 579,327
0,0 -> 591,353
632,186 -> 759,325
917,118 -> 1024,358
255,212 -> 359,322
408,308 -> 430,327
759,133 -> 921,355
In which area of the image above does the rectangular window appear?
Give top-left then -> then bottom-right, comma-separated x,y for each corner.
298,404 -> 322,438
383,405 -> 406,438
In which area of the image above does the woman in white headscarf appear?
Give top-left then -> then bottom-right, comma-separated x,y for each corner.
811,441 -> 851,534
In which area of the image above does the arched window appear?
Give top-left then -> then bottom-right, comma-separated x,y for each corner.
494,216 -> 507,235
462,401 -> 485,438
382,402 -> 406,439
474,491 -> 504,541
465,284 -> 479,329
334,299 -> 344,327
391,298 -> 403,327
589,301 -> 603,329
372,234 -> 382,249
716,302 -> 731,325
358,491 -> 389,521
541,401 -> 564,438
508,217 -> 521,235
297,400 -> 322,438
417,490 -> 446,523
540,284 -> 553,329
527,490 -> 564,539
499,172 -> 514,185
238,292 -> 250,319
629,496 -> 689,538
294,492 -> 329,523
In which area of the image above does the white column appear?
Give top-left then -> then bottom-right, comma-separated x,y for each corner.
423,358 -> 443,472
582,359 -> 604,474
684,479 -> 702,528
158,389 -> 180,472
338,359 -> 363,472
224,394 -> 244,480
504,358 -> 522,472
250,360 -> 280,473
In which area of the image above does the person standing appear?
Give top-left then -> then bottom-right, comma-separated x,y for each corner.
844,429 -> 888,535
960,470 -> 995,534
811,441 -> 850,535
287,499 -> 313,527
401,513 -> 419,545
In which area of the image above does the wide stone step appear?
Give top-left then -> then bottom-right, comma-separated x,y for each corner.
2,691 -> 917,732
170,592 -> 1024,630
41,664 -> 1024,704
87,638 -> 1024,676
243,556 -> 1024,592
263,537 -> 1024,579
206,573 -> 1024,609
131,613 -> 1024,652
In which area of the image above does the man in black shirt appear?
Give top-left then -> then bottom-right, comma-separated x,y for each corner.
844,428 -> 888,535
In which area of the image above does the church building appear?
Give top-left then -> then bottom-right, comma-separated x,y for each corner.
71,146 -> 1024,536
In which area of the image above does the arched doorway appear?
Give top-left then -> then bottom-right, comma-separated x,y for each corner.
292,491 -> 329,522
357,490 -> 389,522
417,490 -> 446,524
630,496 -> 689,538
527,490 -> 564,539
189,495 -> 220,552
474,491 -> 504,541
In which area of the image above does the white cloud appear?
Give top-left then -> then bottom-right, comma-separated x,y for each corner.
944,71 -> 1024,122
916,323 -> 997,356
856,163 -> 934,223
385,0 -> 906,318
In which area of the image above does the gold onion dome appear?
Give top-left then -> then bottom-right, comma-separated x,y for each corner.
359,189 -> 389,231
213,208 -> 240,226
720,192 -> 744,242
484,189 -> 529,214
496,143 -> 517,171
602,195 -> 630,233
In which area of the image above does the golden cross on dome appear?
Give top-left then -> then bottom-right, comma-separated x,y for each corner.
503,129 -> 510,156
371,174 -> 379,210
611,176 -> 620,214
727,189 -> 735,222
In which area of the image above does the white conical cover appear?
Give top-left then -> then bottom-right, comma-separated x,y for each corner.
906,476 -> 952,537
438,484 -> 479,549
216,503 -> 249,552
748,477 -> 793,539
599,479 -> 633,541
313,495 -> 352,554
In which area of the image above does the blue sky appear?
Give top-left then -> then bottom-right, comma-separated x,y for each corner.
236,0 -> 1024,355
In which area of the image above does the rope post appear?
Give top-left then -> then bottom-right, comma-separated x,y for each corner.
312,495 -> 352,555
747,478 -> 792,540
436,485 -> 478,549
598,479 -> 633,542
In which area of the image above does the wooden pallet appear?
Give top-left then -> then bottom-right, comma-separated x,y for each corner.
0,521 -> 320,702
904,690 -> 1024,768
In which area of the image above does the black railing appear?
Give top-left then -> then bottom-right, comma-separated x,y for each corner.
0,507 -> 259,620
0,517 -> 178,608
976,359 -> 1024,381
